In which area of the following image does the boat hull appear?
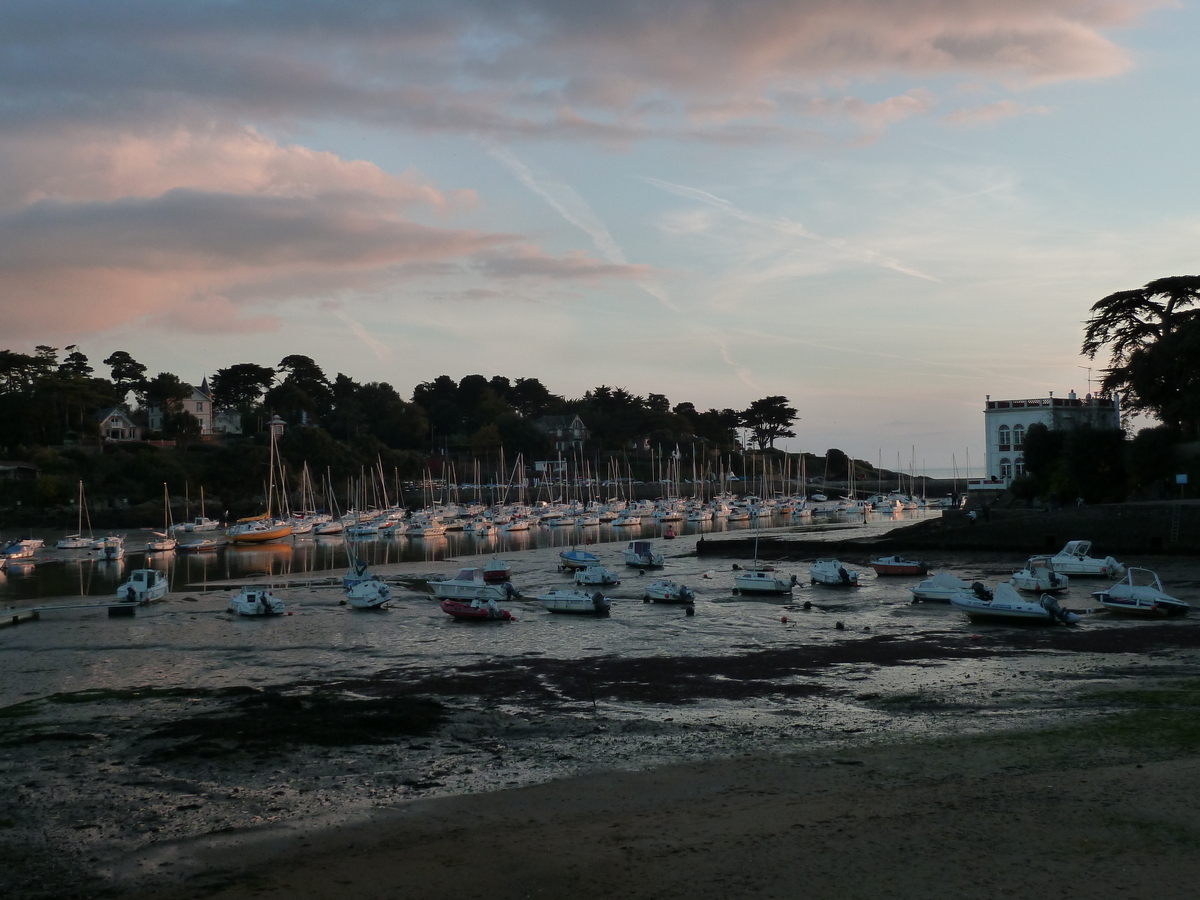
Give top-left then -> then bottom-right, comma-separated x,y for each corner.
439,599 -> 514,621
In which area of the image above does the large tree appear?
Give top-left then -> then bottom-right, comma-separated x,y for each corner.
740,396 -> 798,449
1083,275 -> 1200,434
211,363 -> 277,410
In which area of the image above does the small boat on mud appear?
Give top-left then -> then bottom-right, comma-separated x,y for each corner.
1009,557 -> 1069,593
1092,568 -> 1189,617
558,548 -> 600,571
870,555 -> 927,576
116,569 -> 169,604
439,598 -> 515,621
909,571 -> 971,603
573,563 -> 621,587
642,579 -> 695,603
483,559 -> 512,583
537,589 -> 611,615
949,582 -> 1078,625
347,579 -> 391,610
809,559 -> 859,587
1051,541 -> 1125,578
734,566 -> 796,594
228,587 -> 285,616
623,540 -> 665,568
430,567 -> 518,603
178,538 -> 218,553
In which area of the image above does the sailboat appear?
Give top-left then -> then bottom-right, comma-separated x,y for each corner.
147,483 -> 177,552
226,422 -> 294,544
182,486 -> 220,532
733,516 -> 796,594
57,481 -> 94,549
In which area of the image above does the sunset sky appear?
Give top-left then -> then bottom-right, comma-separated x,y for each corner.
3,1 -> 1196,471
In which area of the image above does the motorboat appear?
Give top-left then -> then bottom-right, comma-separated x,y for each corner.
642,579 -> 696,603
228,587 -> 285,616
429,567 -> 518,603
1051,541 -> 1125,578
809,559 -> 859,587
93,534 -> 125,561
439,598 -> 515,621
1009,557 -> 1069,593
347,579 -> 392,610
483,559 -> 512,583
116,568 -> 169,604
558,548 -> 600,571
734,567 -> 797,594
537,589 -> 611,615
623,540 -> 665,568
573,563 -> 621,587
909,571 -> 972,603
1,538 -> 42,559
949,582 -> 1078,625
1092,568 -> 1190,616
870,555 -> 928,576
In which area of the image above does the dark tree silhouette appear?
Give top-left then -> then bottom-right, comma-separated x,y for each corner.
1083,275 -> 1200,434
740,396 -> 797,449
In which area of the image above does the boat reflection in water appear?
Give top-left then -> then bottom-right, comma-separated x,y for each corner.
0,506 -> 936,604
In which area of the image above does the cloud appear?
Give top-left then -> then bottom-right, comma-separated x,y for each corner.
0,1 -> 1167,143
477,248 -> 654,281
941,99 -> 1052,126
0,127 -> 642,339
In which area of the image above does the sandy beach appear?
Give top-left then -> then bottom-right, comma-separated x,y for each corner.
4,525 -> 1200,899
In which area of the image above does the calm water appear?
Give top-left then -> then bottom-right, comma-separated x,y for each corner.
1,510 -> 920,604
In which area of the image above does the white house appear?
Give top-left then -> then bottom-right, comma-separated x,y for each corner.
147,383 -> 213,434
982,390 -> 1121,485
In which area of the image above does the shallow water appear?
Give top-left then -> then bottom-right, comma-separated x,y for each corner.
0,507 -> 923,603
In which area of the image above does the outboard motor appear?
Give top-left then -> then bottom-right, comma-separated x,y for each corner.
504,582 -> 518,598
591,592 -> 609,615
790,574 -> 799,586
971,582 -> 992,602
838,567 -> 851,585
1042,594 -> 1077,625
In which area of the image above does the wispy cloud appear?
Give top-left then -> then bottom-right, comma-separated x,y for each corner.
488,143 -> 681,310
644,176 -> 941,282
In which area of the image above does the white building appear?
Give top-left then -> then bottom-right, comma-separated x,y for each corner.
982,391 -> 1121,485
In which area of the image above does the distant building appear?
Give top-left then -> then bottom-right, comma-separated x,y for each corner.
94,407 -> 142,443
535,415 -> 588,453
0,461 -> 38,480
982,390 -> 1121,486
147,381 -> 213,434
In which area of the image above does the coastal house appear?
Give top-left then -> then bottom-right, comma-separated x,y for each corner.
981,390 -> 1121,487
146,376 -> 243,436
535,415 -> 588,453
94,407 -> 142,443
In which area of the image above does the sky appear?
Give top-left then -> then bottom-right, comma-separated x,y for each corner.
2,1 -> 1197,473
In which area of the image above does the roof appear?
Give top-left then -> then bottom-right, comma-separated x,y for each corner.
94,407 -> 132,422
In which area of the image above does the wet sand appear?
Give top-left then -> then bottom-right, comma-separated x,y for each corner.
4,525 -> 1200,898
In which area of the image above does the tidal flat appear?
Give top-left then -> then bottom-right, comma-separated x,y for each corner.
4,529 -> 1200,898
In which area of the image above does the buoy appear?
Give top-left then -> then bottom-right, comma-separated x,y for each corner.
803,601 -> 811,610
781,616 -> 788,623
835,621 -> 845,630
287,612 -> 293,616
863,626 -> 871,632
685,606 -> 694,616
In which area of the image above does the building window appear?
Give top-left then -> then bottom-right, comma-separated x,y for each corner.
1015,457 -> 1026,476
197,402 -> 204,412
998,425 -> 1010,448
1012,424 -> 1024,448
1000,458 -> 1012,479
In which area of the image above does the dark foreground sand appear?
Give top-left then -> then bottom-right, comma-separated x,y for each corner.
138,731 -> 1200,900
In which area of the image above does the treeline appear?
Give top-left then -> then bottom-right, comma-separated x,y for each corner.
0,346 -> 803,514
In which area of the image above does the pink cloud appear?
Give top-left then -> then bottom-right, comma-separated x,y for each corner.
0,2 -> 1170,145
941,99 -> 1052,126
